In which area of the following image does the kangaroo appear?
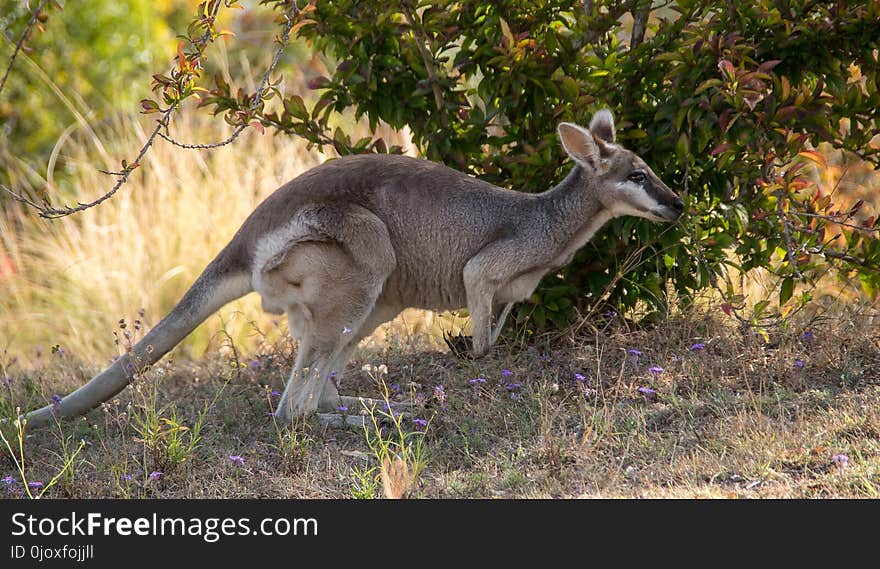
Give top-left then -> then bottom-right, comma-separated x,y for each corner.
23,109 -> 683,427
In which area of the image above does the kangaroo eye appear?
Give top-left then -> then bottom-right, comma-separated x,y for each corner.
628,171 -> 646,183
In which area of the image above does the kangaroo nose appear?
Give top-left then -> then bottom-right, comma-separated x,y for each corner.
671,197 -> 685,213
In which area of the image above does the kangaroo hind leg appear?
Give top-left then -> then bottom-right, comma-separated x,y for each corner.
316,303 -> 402,414
271,206 -> 396,421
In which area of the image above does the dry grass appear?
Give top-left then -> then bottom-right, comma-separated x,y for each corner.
2,302 -> 879,499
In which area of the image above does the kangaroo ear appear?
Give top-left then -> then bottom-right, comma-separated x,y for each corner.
589,109 -> 616,144
558,122 -> 600,169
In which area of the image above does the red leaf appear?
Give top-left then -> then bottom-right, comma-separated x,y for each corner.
718,59 -> 736,77
307,76 -> 330,90
798,150 -> 827,169
721,302 -> 733,316
758,59 -> 782,73
250,121 -> 265,135
140,99 -> 161,114
176,41 -> 187,72
710,142 -> 729,156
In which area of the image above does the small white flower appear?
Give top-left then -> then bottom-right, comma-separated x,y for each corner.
342,325 -> 352,334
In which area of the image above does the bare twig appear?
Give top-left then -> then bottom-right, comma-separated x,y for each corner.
158,2 -> 299,150
791,211 -> 878,233
0,0 -> 49,99
630,1 -> 651,50
402,2 -> 447,126
820,248 -> 879,271
777,198 -> 806,280
2,109 -> 174,218
583,0 -> 594,15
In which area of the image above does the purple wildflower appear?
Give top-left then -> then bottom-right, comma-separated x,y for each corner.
270,390 -> 282,398
638,386 -> 658,402
469,377 -> 487,385
648,366 -> 663,378
383,401 -> 395,411
336,405 -> 349,413
2,376 -> 11,386
149,471 -> 163,481
501,369 -> 513,377
503,382 -> 522,391
510,392 -> 522,402
794,359 -> 805,369
602,310 -> 616,318
801,331 -> 814,340
51,394 -> 62,404
689,343 -> 706,351
628,349 -> 642,357
391,383 -> 401,394
228,455 -> 245,465
574,373 -> 586,383
121,474 -> 133,481
832,454 -> 849,476
413,418 -> 428,429
27,481 -> 44,489
2,476 -> 15,485
433,385 -> 447,407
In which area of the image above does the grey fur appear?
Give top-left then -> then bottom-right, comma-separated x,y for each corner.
23,110 -> 683,427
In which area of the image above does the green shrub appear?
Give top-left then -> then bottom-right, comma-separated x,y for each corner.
242,0 -> 879,325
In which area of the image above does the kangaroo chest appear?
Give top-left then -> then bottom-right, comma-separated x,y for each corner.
495,208 -> 614,304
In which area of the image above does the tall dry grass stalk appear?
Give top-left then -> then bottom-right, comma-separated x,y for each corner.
380,457 -> 413,499
0,113 -> 418,368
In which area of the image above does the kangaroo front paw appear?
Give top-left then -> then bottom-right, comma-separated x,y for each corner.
273,405 -> 291,423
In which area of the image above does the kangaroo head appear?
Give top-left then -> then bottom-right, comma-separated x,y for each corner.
558,110 -> 684,222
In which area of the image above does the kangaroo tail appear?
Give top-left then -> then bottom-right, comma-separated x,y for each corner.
22,258 -> 252,428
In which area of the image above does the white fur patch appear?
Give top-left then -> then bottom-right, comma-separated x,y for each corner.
250,216 -> 317,308
253,217 -> 311,273
609,181 -> 662,220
